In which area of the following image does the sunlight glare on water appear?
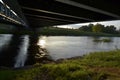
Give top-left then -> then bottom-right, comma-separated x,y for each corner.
37,37 -> 46,48
0,34 -> 12,51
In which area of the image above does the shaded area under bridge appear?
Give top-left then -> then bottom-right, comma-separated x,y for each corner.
1,0 -> 120,28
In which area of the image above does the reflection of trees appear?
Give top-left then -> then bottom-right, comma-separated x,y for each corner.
26,35 -> 52,65
92,37 -> 100,41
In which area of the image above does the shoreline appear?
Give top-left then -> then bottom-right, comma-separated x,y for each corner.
0,49 -> 118,69
0,33 -> 120,37
0,50 -> 120,80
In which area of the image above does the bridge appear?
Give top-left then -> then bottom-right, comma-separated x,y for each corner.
0,0 -> 26,27
0,0 -> 120,28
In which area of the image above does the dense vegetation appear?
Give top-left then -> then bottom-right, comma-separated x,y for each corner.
35,23 -> 120,36
35,27 -> 120,36
0,23 -> 120,36
79,23 -> 119,34
0,50 -> 120,80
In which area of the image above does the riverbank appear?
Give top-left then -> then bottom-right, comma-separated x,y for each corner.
0,27 -> 120,37
0,50 -> 120,80
39,27 -> 120,37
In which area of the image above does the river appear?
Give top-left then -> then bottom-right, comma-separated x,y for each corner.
0,34 -> 120,68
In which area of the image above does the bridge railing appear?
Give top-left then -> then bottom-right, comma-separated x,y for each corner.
0,1 -> 26,26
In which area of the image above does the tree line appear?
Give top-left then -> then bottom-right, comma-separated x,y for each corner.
79,23 -> 119,34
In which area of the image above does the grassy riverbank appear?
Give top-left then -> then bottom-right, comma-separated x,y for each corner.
0,50 -> 120,80
39,27 -> 120,37
0,27 -> 120,36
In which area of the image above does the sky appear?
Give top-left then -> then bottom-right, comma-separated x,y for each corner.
57,20 -> 120,30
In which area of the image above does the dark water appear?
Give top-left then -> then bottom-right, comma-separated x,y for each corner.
0,34 -> 120,68
0,34 -> 51,68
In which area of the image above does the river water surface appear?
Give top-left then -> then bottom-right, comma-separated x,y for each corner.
0,34 -> 120,68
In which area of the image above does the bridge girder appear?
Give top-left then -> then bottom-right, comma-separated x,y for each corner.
17,0 -> 120,28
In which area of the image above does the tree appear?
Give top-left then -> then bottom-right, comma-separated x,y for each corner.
79,23 -> 118,34
88,24 -> 94,31
79,25 -> 88,31
79,24 -> 94,32
92,23 -> 103,33
103,25 -> 116,34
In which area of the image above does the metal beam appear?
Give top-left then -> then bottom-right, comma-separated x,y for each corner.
22,6 -> 94,21
25,14 -> 78,23
56,0 -> 120,19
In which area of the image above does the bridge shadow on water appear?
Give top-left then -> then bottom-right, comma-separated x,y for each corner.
0,34 -> 52,68
26,35 -> 53,66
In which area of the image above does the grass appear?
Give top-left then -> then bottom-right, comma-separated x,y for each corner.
0,50 -> 120,80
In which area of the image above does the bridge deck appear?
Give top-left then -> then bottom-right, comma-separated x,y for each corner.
2,0 -> 120,27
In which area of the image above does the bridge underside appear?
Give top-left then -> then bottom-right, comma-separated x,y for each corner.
17,0 -> 120,28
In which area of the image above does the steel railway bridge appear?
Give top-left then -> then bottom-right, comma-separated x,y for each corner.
0,0 -> 120,28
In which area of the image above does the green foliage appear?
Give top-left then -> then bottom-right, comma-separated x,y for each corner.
83,50 -> 120,67
39,63 -> 91,80
79,23 -> 118,34
40,27 -> 82,36
0,25 -> 119,36
102,38 -> 112,42
92,23 -> 103,33
103,25 -> 117,34
93,38 -> 112,42
37,27 -> 120,37
0,70 -> 16,80
0,50 -> 120,80
79,24 -> 93,32
93,72 -> 108,80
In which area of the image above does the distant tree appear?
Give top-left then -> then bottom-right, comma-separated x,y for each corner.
118,28 -> 120,33
79,24 -> 94,32
109,25 -> 116,32
103,25 -> 116,34
88,24 -> 94,31
92,23 -> 103,33
79,25 -> 88,31
79,23 -> 118,34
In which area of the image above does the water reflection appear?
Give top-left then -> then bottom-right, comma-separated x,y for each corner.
0,35 -> 24,67
0,34 -> 12,51
37,40 -> 46,47
35,36 -> 52,62
35,36 -> 52,63
0,35 -> 120,68
0,34 -> 51,68
14,35 -> 29,68
26,35 -> 52,66
45,36 -> 120,60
